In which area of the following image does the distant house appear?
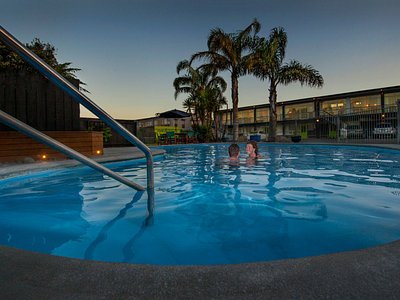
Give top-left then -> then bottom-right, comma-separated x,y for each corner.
136,109 -> 192,144
80,109 -> 192,146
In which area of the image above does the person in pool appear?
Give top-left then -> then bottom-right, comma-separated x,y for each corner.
246,140 -> 261,159
228,143 -> 240,163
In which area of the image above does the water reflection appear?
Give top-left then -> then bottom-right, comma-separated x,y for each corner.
84,191 -> 145,260
0,174 -> 88,254
122,212 -> 153,262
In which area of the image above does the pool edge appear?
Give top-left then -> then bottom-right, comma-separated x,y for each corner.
1,240 -> 399,298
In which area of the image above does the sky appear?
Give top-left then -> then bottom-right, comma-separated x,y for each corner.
1,0 -> 400,120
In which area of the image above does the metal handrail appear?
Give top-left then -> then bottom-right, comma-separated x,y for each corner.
397,100 -> 400,144
0,25 -> 154,191
0,110 -> 145,191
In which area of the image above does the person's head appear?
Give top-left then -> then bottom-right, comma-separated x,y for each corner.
228,143 -> 240,159
246,140 -> 259,158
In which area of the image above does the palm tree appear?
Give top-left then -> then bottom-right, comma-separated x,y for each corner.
173,59 -> 227,140
203,85 -> 227,141
174,60 -> 199,124
251,27 -> 324,142
190,19 -> 260,142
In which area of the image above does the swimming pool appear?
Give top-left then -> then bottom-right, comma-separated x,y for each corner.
0,144 -> 399,265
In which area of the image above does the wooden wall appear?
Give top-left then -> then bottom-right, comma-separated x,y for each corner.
0,131 -> 103,162
0,72 -> 80,131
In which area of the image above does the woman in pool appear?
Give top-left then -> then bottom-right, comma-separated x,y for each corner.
246,140 -> 261,159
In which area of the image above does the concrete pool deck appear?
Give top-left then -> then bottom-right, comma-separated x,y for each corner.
1,144 -> 400,299
0,146 -> 166,179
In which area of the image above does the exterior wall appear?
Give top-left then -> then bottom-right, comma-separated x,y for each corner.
0,131 -> 103,162
136,116 -> 191,130
0,72 -> 80,131
135,116 -> 192,144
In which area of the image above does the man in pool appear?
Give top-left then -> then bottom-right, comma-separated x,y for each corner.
228,143 -> 240,163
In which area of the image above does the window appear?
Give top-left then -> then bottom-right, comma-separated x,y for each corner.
237,109 -> 254,124
221,112 -> 231,125
255,108 -> 269,122
350,95 -> 380,112
285,103 -> 314,119
384,92 -> 400,106
321,99 -> 345,115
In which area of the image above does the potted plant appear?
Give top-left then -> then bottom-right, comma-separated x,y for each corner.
291,134 -> 301,143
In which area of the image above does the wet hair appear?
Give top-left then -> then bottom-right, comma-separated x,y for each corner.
228,143 -> 240,158
246,140 -> 259,156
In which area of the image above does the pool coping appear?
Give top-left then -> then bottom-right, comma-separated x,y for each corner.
1,143 -> 400,298
0,147 -> 166,179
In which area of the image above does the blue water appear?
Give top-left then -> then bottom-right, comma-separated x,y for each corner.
0,144 -> 400,265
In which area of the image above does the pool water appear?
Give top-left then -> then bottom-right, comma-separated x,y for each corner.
1,144 -> 400,265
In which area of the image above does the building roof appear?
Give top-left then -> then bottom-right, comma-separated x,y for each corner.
157,109 -> 191,118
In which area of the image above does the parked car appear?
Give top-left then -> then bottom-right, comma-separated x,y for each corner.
373,122 -> 396,138
347,124 -> 364,138
340,124 -> 364,139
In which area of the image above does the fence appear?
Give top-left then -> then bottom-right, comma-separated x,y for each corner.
0,72 -> 80,131
317,103 -> 399,144
80,117 -> 137,147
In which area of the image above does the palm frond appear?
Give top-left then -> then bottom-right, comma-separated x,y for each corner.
176,59 -> 191,74
237,18 -> 261,42
279,60 -> 324,87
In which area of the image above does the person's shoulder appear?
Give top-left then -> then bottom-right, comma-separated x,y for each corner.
229,158 -> 240,164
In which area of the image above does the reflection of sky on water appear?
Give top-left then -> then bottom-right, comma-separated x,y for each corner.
0,144 -> 399,265
0,171 -> 89,254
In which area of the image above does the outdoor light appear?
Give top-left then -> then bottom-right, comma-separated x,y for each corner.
41,154 -> 47,159
316,119 -> 320,122
381,114 -> 385,118
96,150 -> 101,155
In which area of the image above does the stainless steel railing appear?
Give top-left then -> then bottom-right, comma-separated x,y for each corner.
0,26 -> 154,192
0,110 -> 146,191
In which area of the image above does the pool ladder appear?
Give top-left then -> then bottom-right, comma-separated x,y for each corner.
0,26 -> 154,196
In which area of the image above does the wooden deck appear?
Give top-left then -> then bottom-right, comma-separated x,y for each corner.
0,131 -> 103,162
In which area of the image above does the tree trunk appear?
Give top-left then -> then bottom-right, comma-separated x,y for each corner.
231,74 -> 239,142
214,111 -> 219,141
268,82 -> 278,142
221,104 -> 229,140
189,108 -> 195,128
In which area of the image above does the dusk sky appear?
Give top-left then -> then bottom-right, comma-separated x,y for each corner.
1,0 -> 399,119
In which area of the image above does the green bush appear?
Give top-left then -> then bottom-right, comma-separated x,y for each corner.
192,124 -> 212,143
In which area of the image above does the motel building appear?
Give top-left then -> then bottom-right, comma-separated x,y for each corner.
217,85 -> 400,143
